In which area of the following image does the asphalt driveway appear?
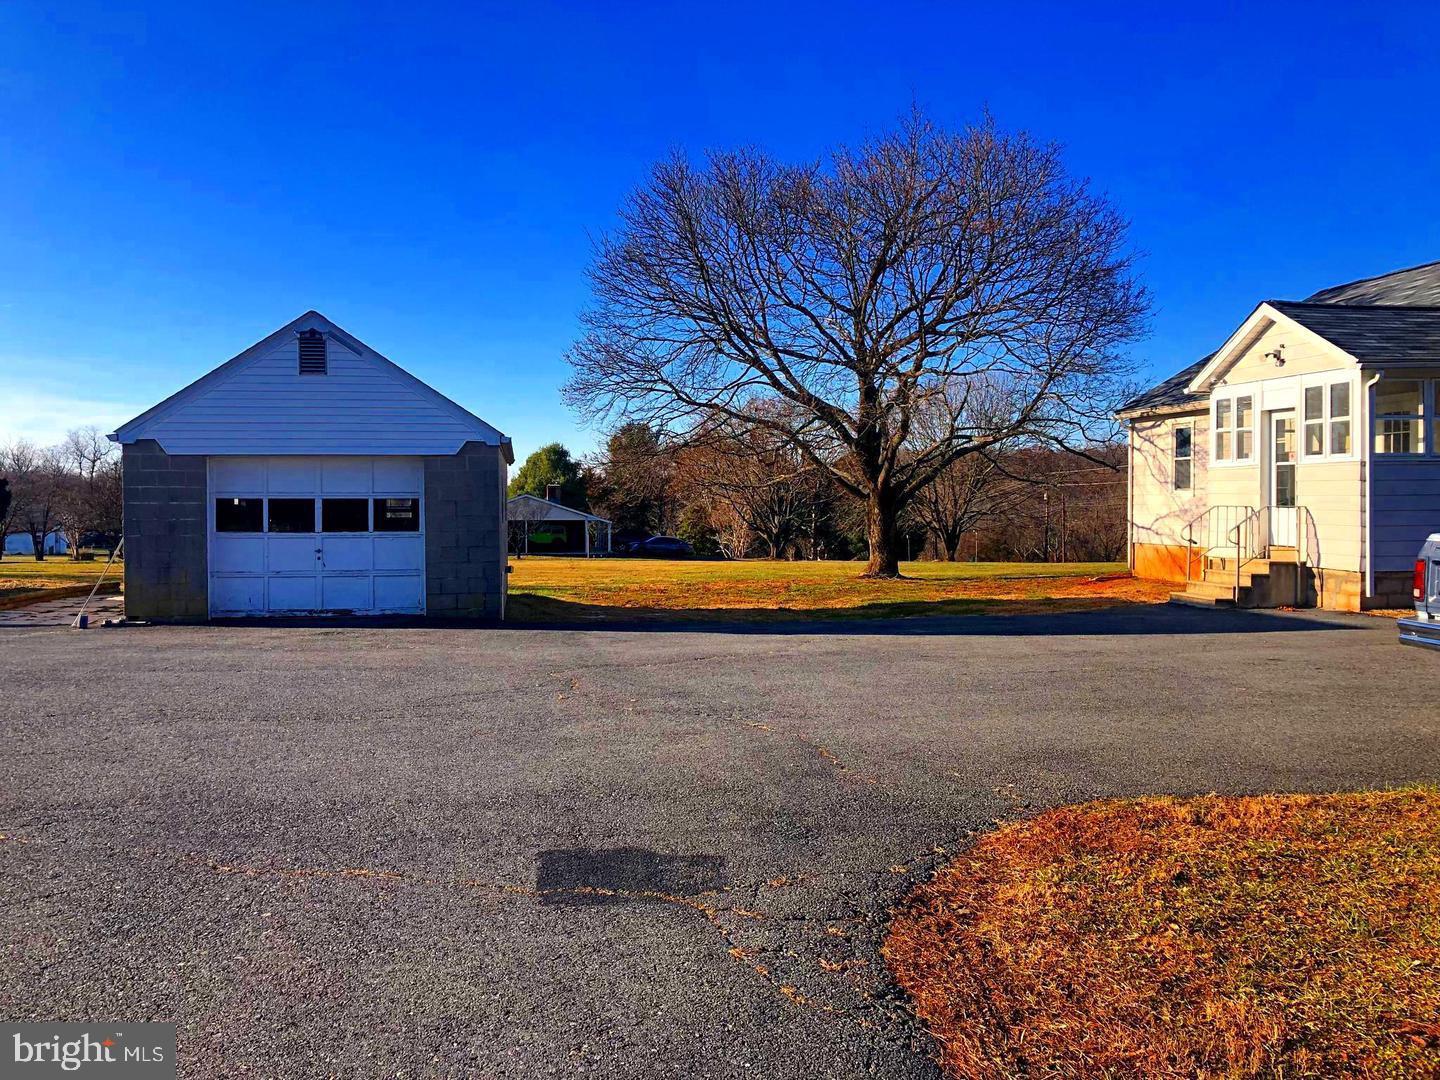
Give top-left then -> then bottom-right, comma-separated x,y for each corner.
3,604 -> 1438,1078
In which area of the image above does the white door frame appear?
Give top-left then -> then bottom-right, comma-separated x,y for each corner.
1266,410 -> 1298,549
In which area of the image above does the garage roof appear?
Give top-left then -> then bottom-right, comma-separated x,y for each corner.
111,311 -> 513,461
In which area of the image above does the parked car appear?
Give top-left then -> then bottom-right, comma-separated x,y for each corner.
1398,533 -> 1440,651
625,535 -> 694,558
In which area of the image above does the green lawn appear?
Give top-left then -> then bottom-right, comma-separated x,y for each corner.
508,557 -> 1159,621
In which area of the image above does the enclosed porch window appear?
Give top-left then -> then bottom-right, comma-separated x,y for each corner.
1374,380 -> 1425,455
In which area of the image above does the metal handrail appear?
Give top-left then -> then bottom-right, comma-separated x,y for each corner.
1183,505 -> 1254,585
1228,504 -> 1310,602
1228,508 -> 1265,596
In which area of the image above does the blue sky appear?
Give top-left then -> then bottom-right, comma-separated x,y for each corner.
2,2 -> 1438,462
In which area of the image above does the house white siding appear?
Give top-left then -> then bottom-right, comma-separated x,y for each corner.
1201,321 -> 1362,574
1130,412 -> 1208,549
1220,318 -> 1353,385
1127,410 -> 1209,580
1126,263 -> 1440,609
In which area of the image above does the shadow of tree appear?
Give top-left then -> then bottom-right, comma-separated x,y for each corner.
498,594 -> 1365,637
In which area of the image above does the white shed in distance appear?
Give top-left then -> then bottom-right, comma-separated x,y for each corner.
507,492 -> 612,556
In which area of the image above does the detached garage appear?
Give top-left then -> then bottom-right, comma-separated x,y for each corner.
110,311 -> 513,621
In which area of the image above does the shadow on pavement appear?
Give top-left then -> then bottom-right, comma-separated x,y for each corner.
535,848 -> 727,906
198,601 -> 1373,637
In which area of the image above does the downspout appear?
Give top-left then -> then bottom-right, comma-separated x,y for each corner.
1363,371 -> 1382,602
1126,423 -> 1135,573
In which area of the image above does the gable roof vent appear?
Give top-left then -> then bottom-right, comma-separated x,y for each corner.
297,329 -> 328,375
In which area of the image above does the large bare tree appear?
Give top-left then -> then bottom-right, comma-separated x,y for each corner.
564,113 -> 1147,575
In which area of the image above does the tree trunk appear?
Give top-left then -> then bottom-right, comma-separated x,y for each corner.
862,488 -> 902,577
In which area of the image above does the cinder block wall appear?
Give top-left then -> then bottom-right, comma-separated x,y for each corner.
424,441 -> 507,619
122,439 -> 208,621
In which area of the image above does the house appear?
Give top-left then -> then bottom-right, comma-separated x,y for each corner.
1119,260 -> 1440,611
4,531 -> 69,557
109,312 -> 513,620
508,489 -> 612,555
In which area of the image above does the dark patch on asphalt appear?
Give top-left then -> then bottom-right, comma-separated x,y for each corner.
535,848 -> 727,906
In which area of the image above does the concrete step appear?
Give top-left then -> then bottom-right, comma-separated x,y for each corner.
1180,580 -> 1238,602
1203,568 -> 1269,589
1170,590 -> 1235,608
1206,550 -> 1301,571
1207,556 -> 1270,572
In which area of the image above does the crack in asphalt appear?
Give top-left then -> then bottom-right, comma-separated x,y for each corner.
194,853 -> 890,1033
739,719 -> 880,786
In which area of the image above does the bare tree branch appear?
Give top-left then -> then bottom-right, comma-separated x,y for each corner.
565,111 -> 1148,575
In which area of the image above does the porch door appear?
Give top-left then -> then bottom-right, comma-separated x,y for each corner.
1268,411 -> 1297,548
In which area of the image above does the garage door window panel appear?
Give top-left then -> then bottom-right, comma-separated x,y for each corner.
215,497 -> 263,532
322,498 -> 370,532
268,498 -> 317,533
375,498 -> 420,531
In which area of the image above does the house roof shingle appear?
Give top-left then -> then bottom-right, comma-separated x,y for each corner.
1120,258 -> 1440,417
1303,259 -> 1440,306
1265,301 -> 1440,366
1116,354 -> 1212,416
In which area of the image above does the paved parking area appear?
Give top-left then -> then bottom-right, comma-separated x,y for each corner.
2,604 -> 1437,1078
0,594 -> 123,628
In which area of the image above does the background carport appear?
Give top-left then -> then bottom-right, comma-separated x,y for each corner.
507,494 -> 612,556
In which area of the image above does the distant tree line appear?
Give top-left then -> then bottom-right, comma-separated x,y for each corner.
509,422 -> 1126,563
0,427 -> 123,561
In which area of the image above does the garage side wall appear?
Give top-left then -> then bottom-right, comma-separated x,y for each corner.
122,439 -> 209,621
424,441 -> 506,618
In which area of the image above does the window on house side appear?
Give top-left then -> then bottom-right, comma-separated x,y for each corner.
1214,399 -> 1233,461
1173,424 -> 1193,491
1304,386 -> 1325,457
1375,380 -> 1424,454
1234,396 -> 1254,460
1329,382 -> 1351,455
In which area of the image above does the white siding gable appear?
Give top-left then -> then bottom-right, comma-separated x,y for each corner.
112,312 -> 509,457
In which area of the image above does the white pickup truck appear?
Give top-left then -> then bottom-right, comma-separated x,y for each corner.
1399,534 -> 1440,650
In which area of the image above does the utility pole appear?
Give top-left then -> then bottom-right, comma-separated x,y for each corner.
1060,490 -> 1068,563
1042,490 -> 1051,563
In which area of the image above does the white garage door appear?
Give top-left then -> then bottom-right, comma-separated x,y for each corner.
208,457 -> 425,616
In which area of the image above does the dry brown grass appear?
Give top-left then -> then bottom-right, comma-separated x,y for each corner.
883,790 -> 1440,1079
508,558 -> 1167,621
0,555 -> 116,603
